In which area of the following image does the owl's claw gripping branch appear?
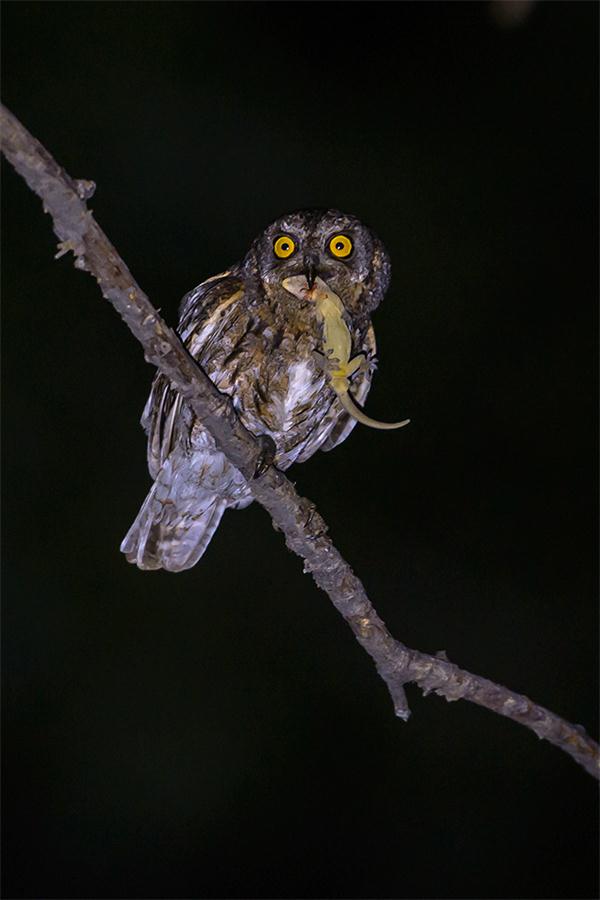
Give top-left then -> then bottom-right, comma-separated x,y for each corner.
253,434 -> 277,479
2,102 -> 598,780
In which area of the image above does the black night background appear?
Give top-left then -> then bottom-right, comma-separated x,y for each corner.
1,2 -> 598,898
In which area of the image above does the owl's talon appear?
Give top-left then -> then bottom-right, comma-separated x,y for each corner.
253,434 -> 277,479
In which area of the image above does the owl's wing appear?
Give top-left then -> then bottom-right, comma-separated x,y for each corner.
320,323 -> 377,453
141,271 -> 245,478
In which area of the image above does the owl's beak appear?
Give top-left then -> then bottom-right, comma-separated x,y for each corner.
304,255 -> 319,290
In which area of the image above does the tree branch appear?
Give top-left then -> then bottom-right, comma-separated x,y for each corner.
2,102 -> 597,780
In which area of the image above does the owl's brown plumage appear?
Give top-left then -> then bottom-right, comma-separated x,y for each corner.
121,209 -> 399,571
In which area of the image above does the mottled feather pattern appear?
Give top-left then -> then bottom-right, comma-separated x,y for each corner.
122,209 -> 394,571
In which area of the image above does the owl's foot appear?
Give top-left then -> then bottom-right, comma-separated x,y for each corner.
253,434 -> 277,479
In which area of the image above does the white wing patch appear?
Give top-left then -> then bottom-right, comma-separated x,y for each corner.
279,360 -> 317,433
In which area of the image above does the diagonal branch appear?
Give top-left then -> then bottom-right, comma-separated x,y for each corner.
2,102 -> 597,780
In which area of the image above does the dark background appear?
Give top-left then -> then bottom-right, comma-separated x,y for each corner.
2,2 -> 598,898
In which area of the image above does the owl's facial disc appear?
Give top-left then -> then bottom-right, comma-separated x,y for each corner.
250,209 -> 391,314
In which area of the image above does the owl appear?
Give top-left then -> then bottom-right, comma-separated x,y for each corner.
121,209 -> 408,572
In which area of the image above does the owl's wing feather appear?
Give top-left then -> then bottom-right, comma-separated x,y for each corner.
143,377 -> 184,479
178,271 -> 241,336
320,323 -> 377,452
122,272 -> 253,571
142,272 -> 245,478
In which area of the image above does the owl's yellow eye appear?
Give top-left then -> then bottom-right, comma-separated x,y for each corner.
328,234 -> 353,259
274,235 -> 297,259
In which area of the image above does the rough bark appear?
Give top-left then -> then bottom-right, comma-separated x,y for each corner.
2,102 -> 597,779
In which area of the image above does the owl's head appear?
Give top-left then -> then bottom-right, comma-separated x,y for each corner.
243,209 -> 391,317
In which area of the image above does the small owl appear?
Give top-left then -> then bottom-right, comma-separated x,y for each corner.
121,209 -> 408,572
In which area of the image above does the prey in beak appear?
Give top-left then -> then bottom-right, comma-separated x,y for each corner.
281,274 -> 410,432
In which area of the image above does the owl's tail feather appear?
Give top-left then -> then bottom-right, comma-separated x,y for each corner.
120,454 -> 228,573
